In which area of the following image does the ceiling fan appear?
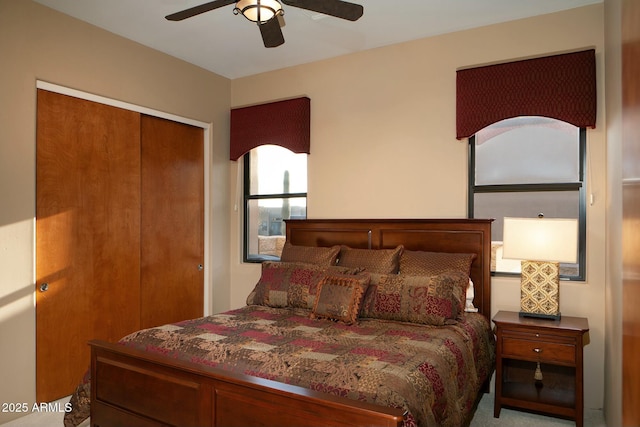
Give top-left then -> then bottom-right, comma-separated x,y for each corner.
165,0 -> 364,48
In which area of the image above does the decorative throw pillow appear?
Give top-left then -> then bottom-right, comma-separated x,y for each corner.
280,243 -> 341,266
337,245 -> 404,274
287,265 -> 362,310
246,262 -> 361,309
310,274 -> 370,324
246,262 -> 327,307
399,250 -> 476,277
359,271 -> 469,326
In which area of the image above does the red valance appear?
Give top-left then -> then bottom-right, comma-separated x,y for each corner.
456,49 -> 596,139
230,97 -> 310,160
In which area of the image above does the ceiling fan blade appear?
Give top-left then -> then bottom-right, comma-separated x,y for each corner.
165,0 -> 236,21
281,0 -> 363,21
259,17 -> 285,48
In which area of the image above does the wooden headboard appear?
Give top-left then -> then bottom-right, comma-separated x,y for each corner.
285,218 -> 493,319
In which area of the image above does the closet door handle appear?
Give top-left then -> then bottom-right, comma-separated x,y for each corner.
197,264 -> 203,271
39,283 -> 49,292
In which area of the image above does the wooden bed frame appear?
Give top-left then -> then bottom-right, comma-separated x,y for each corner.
89,218 -> 493,427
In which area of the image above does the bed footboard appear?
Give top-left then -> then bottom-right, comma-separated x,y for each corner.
89,340 -> 405,427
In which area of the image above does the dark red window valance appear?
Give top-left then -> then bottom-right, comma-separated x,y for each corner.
230,97 -> 310,160
456,49 -> 596,139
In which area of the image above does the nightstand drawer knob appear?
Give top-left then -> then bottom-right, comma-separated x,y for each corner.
533,348 -> 543,353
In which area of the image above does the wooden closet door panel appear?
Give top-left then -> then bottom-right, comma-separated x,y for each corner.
140,115 -> 204,328
36,89 -> 141,402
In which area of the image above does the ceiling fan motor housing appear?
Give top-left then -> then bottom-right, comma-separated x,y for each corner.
234,0 -> 284,23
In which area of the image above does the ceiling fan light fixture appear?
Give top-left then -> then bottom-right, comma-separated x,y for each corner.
234,0 -> 283,23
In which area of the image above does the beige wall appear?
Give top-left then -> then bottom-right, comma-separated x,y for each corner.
230,4 -> 607,411
0,0 -> 231,423
0,0 -> 613,423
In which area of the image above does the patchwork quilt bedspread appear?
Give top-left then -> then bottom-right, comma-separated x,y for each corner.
66,305 -> 494,427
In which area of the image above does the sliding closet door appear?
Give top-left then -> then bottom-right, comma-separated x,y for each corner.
140,115 -> 204,328
35,90 -> 142,402
622,0 -> 640,423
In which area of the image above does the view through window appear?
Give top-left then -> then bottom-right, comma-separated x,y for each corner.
244,145 -> 307,262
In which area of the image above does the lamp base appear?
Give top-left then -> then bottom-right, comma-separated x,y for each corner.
520,260 -> 562,319
519,311 -> 561,321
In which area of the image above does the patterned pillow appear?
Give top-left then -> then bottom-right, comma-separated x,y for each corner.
337,245 -> 404,274
399,250 -> 476,276
359,271 -> 469,326
280,243 -> 340,266
310,274 -> 370,324
287,265 -> 362,310
246,262 -> 360,309
247,262 -> 326,307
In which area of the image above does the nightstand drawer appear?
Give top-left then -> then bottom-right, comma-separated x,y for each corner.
502,336 -> 575,364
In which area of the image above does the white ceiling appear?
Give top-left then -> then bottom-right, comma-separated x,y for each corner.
34,0 -> 601,79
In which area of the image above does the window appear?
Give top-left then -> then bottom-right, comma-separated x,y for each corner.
468,116 -> 586,280
244,145 -> 307,262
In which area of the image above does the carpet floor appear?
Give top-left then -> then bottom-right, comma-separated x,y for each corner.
470,391 -> 606,427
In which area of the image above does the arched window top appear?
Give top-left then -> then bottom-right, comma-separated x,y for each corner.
475,117 -> 580,186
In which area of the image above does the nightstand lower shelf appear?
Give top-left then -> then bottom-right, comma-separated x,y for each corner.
502,382 -> 576,410
499,362 -> 578,420
501,359 -> 576,408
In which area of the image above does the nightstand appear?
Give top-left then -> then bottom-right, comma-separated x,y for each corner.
492,311 -> 589,427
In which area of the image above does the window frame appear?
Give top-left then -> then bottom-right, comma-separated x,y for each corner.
468,127 -> 587,281
243,152 -> 307,263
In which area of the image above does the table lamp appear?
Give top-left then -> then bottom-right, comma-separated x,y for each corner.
502,215 -> 578,320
